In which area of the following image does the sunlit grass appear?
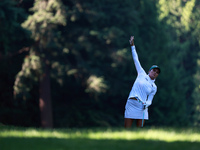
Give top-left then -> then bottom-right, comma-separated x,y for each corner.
1,126 -> 200,150
1,126 -> 200,142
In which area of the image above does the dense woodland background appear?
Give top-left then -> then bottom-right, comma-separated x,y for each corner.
0,0 -> 200,128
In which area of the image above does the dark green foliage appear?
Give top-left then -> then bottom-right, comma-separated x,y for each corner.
191,0 -> 200,126
0,0 -> 200,128
151,0 -> 198,127
0,0 -> 32,126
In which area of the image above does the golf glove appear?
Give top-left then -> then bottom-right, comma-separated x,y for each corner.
143,103 -> 147,110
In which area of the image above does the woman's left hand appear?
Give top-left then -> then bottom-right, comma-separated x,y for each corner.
129,36 -> 134,46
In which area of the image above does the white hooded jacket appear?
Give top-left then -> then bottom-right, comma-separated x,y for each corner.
128,46 -> 157,108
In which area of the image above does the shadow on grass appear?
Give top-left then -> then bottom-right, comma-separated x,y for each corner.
1,137 -> 200,150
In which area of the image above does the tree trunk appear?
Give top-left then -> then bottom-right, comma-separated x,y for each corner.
39,62 -> 53,128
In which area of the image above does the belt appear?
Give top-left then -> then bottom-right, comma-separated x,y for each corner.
130,97 -> 137,100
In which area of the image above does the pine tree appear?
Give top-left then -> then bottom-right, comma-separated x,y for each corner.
14,0 -> 66,128
156,0 -> 197,126
191,0 -> 200,126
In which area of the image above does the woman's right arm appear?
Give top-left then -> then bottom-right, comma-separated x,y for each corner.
129,36 -> 145,75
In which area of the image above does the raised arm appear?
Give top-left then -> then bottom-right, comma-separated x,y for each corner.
129,36 -> 145,75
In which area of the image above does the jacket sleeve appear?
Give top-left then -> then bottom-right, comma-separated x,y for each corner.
146,86 -> 157,107
131,46 -> 146,75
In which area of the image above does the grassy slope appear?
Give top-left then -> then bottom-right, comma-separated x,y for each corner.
1,125 -> 200,150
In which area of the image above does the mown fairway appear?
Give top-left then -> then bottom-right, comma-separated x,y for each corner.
1,125 -> 200,150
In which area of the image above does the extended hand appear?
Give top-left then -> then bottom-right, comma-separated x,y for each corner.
129,36 -> 134,46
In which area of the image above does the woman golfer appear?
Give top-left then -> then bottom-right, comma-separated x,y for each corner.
124,36 -> 160,128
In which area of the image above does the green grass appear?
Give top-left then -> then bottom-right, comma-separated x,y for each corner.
1,125 -> 200,150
